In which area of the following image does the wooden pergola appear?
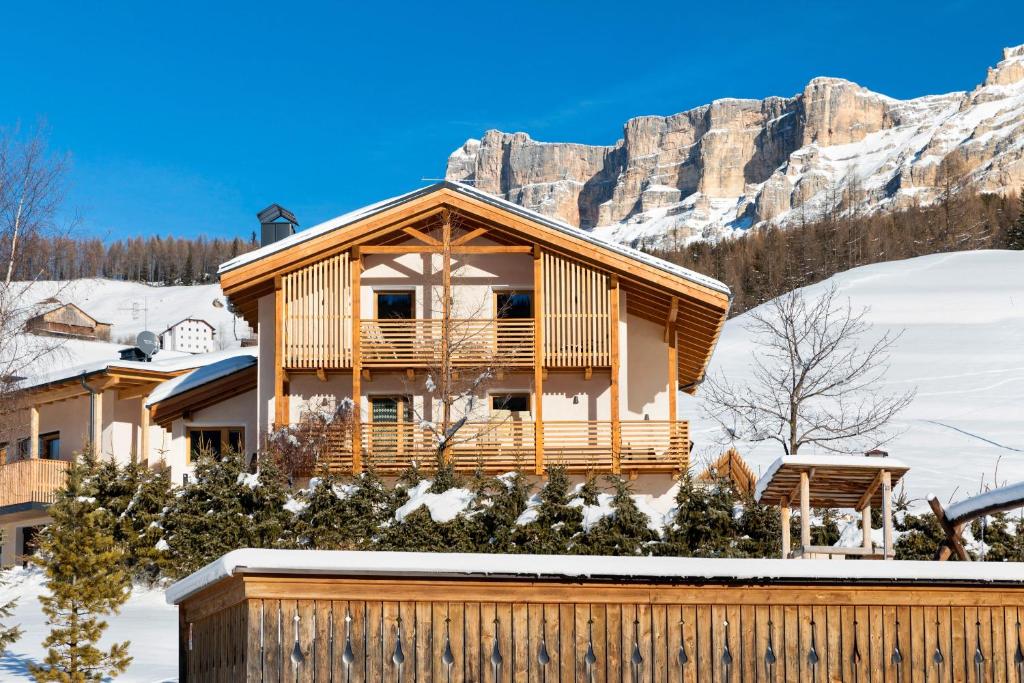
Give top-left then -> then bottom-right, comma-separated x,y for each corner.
755,454 -> 910,560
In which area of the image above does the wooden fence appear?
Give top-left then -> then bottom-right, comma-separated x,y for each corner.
0,458 -> 69,509
178,567 -> 1024,682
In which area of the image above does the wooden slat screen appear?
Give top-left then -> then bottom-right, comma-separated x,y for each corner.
282,253 -> 352,369
542,252 -> 610,368
184,584 -> 1024,682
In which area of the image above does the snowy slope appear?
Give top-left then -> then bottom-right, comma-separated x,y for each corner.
10,279 -> 252,380
684,250 -> 1024,508
0,568 -> 177,683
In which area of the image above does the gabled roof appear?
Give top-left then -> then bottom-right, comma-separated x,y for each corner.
27,302 -> 110,327
147,351 -> 258,427
220,181 -> 729,297
257,203 -> 299,226
161,317 -> 216,334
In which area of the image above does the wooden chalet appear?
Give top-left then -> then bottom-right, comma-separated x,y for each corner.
219,182 -> 731,477
24,302 -> 112,340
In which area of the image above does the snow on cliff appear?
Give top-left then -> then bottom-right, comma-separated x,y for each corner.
686,250 -> 1024,507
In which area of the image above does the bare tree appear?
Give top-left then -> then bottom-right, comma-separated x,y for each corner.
703,283 -> 915,455
0,127 -> 74,445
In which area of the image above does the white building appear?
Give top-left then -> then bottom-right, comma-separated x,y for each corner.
160,318 -> 216,354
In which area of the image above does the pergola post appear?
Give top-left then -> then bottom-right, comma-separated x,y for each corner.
861,504 -> 872,554
29,405 -> 39,459
799,470 -> 811,553
780,496 -> 791,559
881,469 -> 894,559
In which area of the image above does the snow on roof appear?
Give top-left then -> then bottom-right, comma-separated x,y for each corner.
218,182 -> 730,297
145,350 -> 257,407
166,548 -> 1024,604
943,481 -> 1024,524
754,454 -> 910,503
22,347 -> 255,391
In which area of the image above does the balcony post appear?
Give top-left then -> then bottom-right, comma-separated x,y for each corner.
273,275 -> 288,429
667,323 -> 679,467
609,276 -> 621,473
351,247 -> 362,473
29,404 -> 39,459
139,399 -> 150,466
533,245 -> 544,475
90,389 -> 103,455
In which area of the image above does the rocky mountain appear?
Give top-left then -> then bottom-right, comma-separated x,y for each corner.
446,46 -> 1024,246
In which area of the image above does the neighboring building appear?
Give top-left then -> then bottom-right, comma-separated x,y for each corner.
160,318 -> 216,354
0,349 -> 256,565
219,182 -> 731,487
24,302 -> 112,340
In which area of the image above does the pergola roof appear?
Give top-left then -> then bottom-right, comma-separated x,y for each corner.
755,454 -> 910,509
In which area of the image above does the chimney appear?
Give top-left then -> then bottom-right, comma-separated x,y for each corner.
257,204 -> 299,247
865,448 -> 889,458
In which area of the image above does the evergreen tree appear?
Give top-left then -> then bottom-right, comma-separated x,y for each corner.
578,474 -> 600,506
811,508 -> 841,547
583,477 -> 658,556
662,474 -> 738,557
472,472 -> 530,553
289,467 -> 395,550
735,494 -> 781,558
289,470 -> 351,549
517,466 -> 583,554
0,546 -> 22,653
1005,188 -> 1024,250
31,455 -> 132,681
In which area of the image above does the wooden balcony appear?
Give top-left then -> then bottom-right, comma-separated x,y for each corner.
360,318 -> 535,368
324,420 -> 688,474
0,458 -> 69,513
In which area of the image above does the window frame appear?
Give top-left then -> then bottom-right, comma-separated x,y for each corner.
185,426 -> 245,463
373,289 -> 417,320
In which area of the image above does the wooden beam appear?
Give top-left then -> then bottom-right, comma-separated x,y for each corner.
609,276 -> 621,474
584,367 -> 592,381
667,327 -> 678,449
881,469 -> 894,559
361,369 -> 371,381
316,368 -> 328,383
799,470 -> 811,552
533,246 -> 545,475
856,470 -> 885,511
139,398 -> 150,466
405,368 -> 415,381
780,496 -> 791,559
451,226 -> 487,246
401,226 -> 441,245
350,248 -> 362,474
91,389 -> 103,454
117,382 -> 162,400
29,405 -> 39,459
274,277 -> 288,428
861,504 -> 872,553
359,245 -> 533,255
928,495 -> 971,562
664,297 -> 678,343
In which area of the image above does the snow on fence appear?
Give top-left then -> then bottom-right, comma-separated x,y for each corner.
169,549 -> 1024,681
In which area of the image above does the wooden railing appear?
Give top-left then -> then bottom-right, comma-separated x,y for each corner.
324,420 -> 688,474
360,319 -> 535,368
0,458 -> 69,510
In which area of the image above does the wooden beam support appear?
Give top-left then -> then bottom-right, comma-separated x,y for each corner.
360,245 -> 532,255
664,297 -> 678,343
361,369 -> 372,381
609,276 -> 621,474
799,470 -> 811,553
316,368 -> 328,383
405,368 -> 415,381
929,495 -> 971,562
533,245 -> 545,475
451,226 -> 488,246
584,367 -> 593,381
780,496 -> 791,559
29,405 -> 39,459
881,469 -> 894,559
273,276 -> 288,428
401,226 -> 441,245
856,470 -> 885,511
90,388 -> 103,454
350,248 -> 363,473
139,398 -> 150,466
667,327 -> 678,457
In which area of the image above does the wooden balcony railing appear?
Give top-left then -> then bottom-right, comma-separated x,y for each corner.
324,420 -> 688,474
0,458 -> 69,510
360,318 -> 535,368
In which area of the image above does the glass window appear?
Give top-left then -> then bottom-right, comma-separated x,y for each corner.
40,432 -> 60,460
496,292 -> 532,319
188,427 -> 244,462
491,394 -> 531,414
376,291 -> 414,319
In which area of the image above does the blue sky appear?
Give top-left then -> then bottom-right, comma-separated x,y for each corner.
3,1 -> 1022,240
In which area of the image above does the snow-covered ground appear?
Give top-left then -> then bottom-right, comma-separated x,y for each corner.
0,568 -> 177,683
684,249 -> 1024,509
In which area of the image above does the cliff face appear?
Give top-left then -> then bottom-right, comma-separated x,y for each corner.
446,46 -> 1024,245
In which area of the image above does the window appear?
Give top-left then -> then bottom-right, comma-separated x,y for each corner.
368,396 -> 413,456
187,427 -> 244,462
375,291 -> 414,319
40,432 -> 60,460
491,393 -> 531,414
495,291 -> 532,319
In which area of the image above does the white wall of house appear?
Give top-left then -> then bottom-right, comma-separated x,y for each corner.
161,319 -> 216,354
157,388 -> 259,482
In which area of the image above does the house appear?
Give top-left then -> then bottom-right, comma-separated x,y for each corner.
219,182 -> 731,485
0,349 -> 256,565
160,318 -> 216,354
24,302 -> 112,340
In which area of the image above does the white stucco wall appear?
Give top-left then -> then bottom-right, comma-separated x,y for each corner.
156,388 -> 258,482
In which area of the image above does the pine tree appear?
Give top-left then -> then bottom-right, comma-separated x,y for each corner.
31,455 -> 132,681
0,547 -> 22,653
811,508 -> 841,547
473,472 -> 530,553
583,477 -> 658,556
518,466 -> 583,554
662,474 -> 738,557
1005,188 -> 1024,250
290,471 -> 352,549
735,493 -> 781,558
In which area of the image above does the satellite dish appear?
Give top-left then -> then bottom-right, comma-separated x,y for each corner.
136,331 -> 160,360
